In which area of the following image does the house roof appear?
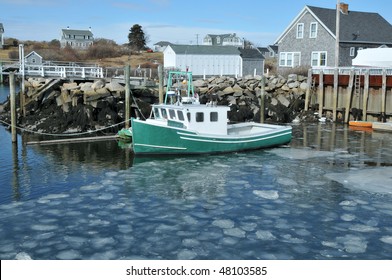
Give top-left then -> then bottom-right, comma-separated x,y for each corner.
168,45 -> 241,55
275,5 -> 392,44
25,51 -> 42,59
239,48 -> 264,59
153,41 -> 172,46
62,29 -> 93,37
308,5 -> 392,43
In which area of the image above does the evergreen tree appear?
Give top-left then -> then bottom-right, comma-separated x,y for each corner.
128,24 -> 147,52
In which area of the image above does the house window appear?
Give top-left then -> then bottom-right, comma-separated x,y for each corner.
279,52 -> 301,67
311,51 -> 327,67
216,36 -> 221,44
310,22 -> 318,38
350,47 -> 355,57
296,23 -> 304,39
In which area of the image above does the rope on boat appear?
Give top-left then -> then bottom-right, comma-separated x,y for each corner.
0,119 -> 129,137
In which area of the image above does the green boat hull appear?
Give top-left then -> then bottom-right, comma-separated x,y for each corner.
131,118 -> 292,155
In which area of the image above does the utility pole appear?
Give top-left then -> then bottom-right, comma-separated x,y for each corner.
196,34 -> 199,45
335,0 -> 340,67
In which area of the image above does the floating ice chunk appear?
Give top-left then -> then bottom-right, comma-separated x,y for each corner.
15,252 -> 32,260
269,148 -> 335,160
349,224 -> 379,233
182,238 -> 201,248
105,171 -> 118,177
56,249 -> 80,260
325,167 -> 392,194
177,249 -> 197,260
339,200 -> 357,207
80,184 -> 104,191
96,193 -> 113,200
223,228 -> 246,238
276,178 -> 298,186
221,237 -> 239,245
31,224 -> 58,231
380,236 -> 392,245
281,234 -> 306,244
255,230 -> 276,240
337,234 -> 367,254
321,241 -> 339,249
253,190 -> 279,200
341,214 -> 356,221
212,219 -> 234,229
91,237 -> 116,249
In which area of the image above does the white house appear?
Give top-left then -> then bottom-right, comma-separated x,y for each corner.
203,33 -> 243,47
164,45 -> 243,76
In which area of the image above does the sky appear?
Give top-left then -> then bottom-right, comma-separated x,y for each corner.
1,0 -> 392,47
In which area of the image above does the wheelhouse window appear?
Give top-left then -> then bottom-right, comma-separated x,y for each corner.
196,112 -> 204,122
210,112 -> 218,122
311,51 -> 327,67
177,110 -> 185,121
161,108 -> 168,119
154,108 -> 160,119
169,109 -> 176,119
310,22 -> 318,38
279,52 -> 301,67
296,23 -> 304,39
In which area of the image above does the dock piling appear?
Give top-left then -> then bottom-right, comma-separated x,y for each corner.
10,73 -> 17,143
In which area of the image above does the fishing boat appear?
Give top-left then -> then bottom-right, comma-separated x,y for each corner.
131,71 -> 292,155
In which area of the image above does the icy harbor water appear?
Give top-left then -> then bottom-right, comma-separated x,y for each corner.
1,123 -> 392,260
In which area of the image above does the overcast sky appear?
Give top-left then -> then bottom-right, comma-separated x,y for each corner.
1,0 -> 392,47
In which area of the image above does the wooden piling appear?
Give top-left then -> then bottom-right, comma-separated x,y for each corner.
10,73 -> 17,143
362,70 -> 369,121
344,69 -> 354,123
259,74 -> 265,123
332,68 -> 339,122
381,68 -> 387,117
318,70 -> 324,117
305,68 -> 312,111
158,64 -> 163,104
125,65 -> 130,129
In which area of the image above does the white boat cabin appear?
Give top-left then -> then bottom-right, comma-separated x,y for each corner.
151,104 -> 230,135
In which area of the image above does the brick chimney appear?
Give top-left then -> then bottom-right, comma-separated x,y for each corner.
340,2 -> 349,15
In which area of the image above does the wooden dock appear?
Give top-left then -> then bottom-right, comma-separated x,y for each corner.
307,67 -> 392,123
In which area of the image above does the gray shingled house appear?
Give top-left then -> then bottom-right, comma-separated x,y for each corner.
60,27 -> 94,49
274,4 -> 392,68
163,44 -> 264,77
203,33 -> 243,47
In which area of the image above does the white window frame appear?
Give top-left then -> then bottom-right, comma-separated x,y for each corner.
279,52 -> 301,67
310,22 -> 318,38
311,51 -> 327,67
296,23 -> 304,39
350,47 -> 355,57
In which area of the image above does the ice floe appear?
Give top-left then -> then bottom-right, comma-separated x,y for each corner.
325,167 -> 392,194
269,148 -> 335,160
253,190 -> 279,200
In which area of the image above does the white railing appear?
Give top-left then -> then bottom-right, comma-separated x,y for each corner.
21,64 -> 103,78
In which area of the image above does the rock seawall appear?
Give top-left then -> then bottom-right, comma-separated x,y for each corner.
0,74 -> 318,134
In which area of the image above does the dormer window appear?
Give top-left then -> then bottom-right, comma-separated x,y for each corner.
216,36 -> 221,44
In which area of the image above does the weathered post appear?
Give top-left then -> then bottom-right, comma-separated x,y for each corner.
259,74 -> 265,123
318,70 -> 324,117
305,68 -> 312,111
10,73 -> 17,143
158,64 -> 164,104
332,68 -> 339,122
362,70 -> 370,121
0,61 -> 3,84
381,68 -> 387,119
125,65 -> 131,129
344,69 -> 354,123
